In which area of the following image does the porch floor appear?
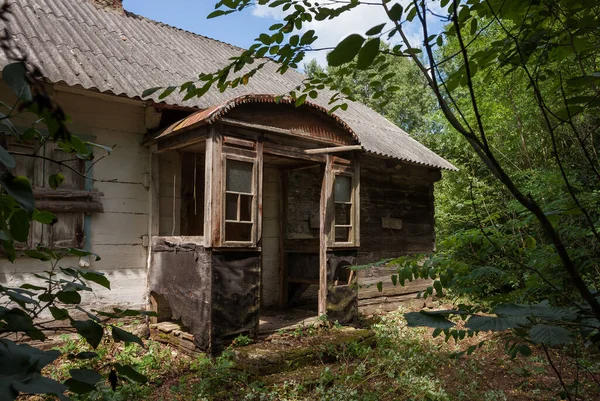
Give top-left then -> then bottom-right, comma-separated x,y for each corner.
258,307 -> 319,335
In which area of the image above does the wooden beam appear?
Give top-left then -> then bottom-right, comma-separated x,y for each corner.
36,200 -> 103,213
264,142 -> 326,163
279,169 -> 288,308
32,188 -> 103,199
304,145 -> 362,155
318,157 -> 333,316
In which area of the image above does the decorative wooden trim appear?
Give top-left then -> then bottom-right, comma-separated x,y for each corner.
221,117 -> 347,146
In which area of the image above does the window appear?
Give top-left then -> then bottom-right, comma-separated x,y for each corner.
8,140 -> 103,250
327,156 -> 359,247
224,158 -> 255,243
334,175 -> 353,243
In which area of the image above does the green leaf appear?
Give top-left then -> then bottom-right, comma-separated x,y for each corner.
49,307 -> 70,321
465,315 -> 527,332
72,320 -> 104,349
404,311 -> 455,329
433,280 -> 443,296
9,209 -> 30,242
3,62 -> 32,101
81,270 -> 111,290
357,38 -> 380,70
158,86 -> 177,100
70,368 -> 103,385
56,291 -> 81,305
365,23 -> 386,36
376,281 -> 383,292
1,173 -> 35,215
32,210 -> 57,225
530,324 -> 572,346
12,374 -> 67,398
111,326 -> 144,347
388,3 -> 403,20
69,351 -> 99,360
470,18 -> 478,35
141,87 -> 162,97
67,248 -> 100,261
64,378 -> 95,394
114,363 -> 148,383
327,34 -> 365,67
48,173 -> 65,190
0,144 -> 16,169
23,249 -> 51,260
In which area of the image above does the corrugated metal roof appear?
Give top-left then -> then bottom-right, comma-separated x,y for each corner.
1,0 -> 456,171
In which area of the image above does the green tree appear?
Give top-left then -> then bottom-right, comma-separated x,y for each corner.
304,46 -> 439,135
151,0 -> 600,397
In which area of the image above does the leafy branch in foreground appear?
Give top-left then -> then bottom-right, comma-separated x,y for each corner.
0,4 -> 151,397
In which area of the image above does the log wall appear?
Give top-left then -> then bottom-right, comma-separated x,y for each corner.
357,155 -> 438,304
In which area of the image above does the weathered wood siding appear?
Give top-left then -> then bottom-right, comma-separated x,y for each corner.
357,155 -> 438,303
0,85 -> 150,310
261,166 -> 280,307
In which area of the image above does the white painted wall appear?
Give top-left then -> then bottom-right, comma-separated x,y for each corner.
261,166 -> 280,307
0,84 -> 151,310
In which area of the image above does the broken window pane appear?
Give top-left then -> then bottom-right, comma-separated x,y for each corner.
226,160 -> 253,194
226,193 -> 238,221
334,175 -> 352,203
240,194 -> 252,222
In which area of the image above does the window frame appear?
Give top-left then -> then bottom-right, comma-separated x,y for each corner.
328,156 -> 360,248
220,153 -> 259,247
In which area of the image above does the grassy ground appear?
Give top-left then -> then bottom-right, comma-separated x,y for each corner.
40,309 -> 600,401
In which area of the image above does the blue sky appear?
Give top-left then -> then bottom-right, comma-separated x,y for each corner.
122,1 -> 445,66
123,1 -> 274,49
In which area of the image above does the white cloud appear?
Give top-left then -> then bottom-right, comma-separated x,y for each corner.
251,1 -> 445,67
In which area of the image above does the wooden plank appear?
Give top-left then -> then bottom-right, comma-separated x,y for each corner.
148,153 -> 160,237
32,188 -> 103,199
35,200 -> 103,213
279,170 -> 288,308
354,155 -> 360,247
211,126 -> 223,246
304,145 -> 362,154
264,142 -> 326,163
223,135 -> 256,149
203,128 -> 214,247
91,213 -> 148,245
256,136 -> 264,247
318,157 -> 332,315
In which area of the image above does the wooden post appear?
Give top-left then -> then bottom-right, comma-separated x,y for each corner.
318,155 -> 333,316
146,148 -> 160,312
278,169 -> 288,308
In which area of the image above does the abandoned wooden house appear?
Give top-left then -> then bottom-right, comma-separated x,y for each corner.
0,0 -> 456,352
